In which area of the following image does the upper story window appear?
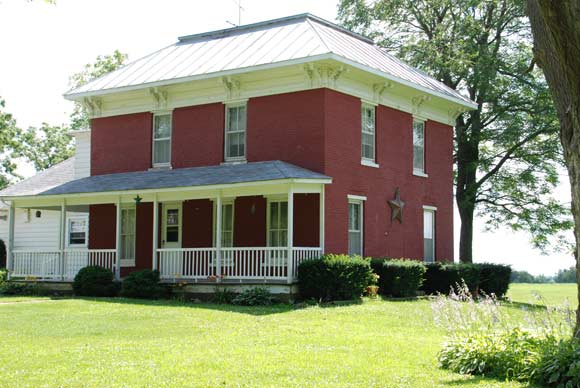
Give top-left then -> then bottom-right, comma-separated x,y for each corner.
225,104 -> 247,162
413,119 -> 426,174
361,104 -> 376,163
153,113 -> 172,167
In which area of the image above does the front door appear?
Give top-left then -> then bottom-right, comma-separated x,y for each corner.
162,203 -> 182,248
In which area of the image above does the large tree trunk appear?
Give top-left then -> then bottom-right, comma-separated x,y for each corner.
455,116 -> 481,263
527,0 -> 580,337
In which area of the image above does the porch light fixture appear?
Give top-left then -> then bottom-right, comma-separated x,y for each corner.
134,195 -> 143,205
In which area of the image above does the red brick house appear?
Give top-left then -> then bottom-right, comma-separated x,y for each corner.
0,14 -> 475,290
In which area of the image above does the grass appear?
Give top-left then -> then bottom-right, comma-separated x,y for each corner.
0,296 -> 528,388
0,283 -> 574,387
508,283 -> 577,307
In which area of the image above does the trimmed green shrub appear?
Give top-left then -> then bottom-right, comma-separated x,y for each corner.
73,266 -> 119,297
422,263 -> 510,297
232,287 -> 276,306
0,282 -> 42,296
120,269 -> 166,299
371,258 -> 426,297
298,254 -> 375,301
0,268 -> 7,284
422,262 -> 452,294
535,338 -> 580,387
478,263 -> 511,298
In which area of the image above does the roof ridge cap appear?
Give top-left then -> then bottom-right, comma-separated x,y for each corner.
306,18 -> 332,53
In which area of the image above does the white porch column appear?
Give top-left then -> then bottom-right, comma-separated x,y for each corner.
319,184 -> 325,254
115,197 -> 122,280
6,202 -> 15,280
59,200 -> 66,280
215,193 -> 222,280
152,194 -> 159,271
287,186 -> 294,283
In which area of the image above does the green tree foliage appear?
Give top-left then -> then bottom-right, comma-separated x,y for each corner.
554,267 -> 577,284
68,50 -> 127,131
337,0 -> 571,261
15,50 -> 128,173
19,124 -> 74,171
0,99 -> 22,190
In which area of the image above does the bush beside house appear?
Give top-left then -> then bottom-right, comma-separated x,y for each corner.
422,262 -> 511,298
297,254 -> 375,301
73,266 -> 119,297
120,269 -> 167,299
371,259 -> 426,297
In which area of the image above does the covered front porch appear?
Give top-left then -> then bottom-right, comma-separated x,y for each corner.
3,161 -> 329,284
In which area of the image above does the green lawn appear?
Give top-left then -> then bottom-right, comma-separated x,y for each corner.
508,283 -> 578,307
0,296 -> 527,388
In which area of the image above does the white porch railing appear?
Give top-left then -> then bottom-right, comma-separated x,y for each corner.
157,247 -> 322,282
11,249 -> 117,281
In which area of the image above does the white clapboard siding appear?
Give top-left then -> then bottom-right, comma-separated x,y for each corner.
71,130 -> 91,179
0,208 -> 88,250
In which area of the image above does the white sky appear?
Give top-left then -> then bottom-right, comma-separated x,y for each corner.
0,0 -> 575,275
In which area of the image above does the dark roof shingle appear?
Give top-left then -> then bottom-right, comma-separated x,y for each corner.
0,160 -> 330,198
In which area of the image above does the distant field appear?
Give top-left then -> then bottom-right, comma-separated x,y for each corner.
508,283 -> 577,307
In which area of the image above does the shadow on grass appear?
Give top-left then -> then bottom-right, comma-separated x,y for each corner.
81,296 -> 368,316
442,375 -> 539,387
501,300 -> 548,312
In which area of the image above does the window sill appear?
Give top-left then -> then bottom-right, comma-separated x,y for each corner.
361,159 -> 379,168
413,170 -> 429,178
222,159 -> 247,165
120,260 -> 136,268
150,164 -> 172,171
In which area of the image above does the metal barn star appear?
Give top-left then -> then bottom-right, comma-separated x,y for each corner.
388,188 -> 405,223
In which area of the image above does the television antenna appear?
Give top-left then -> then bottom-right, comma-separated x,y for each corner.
226,0 -> 244,27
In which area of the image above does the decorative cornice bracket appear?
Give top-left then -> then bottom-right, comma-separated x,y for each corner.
303,63 -> 348,88
82,97 -> 102,117
372,81 -> 394,102
149,87 -> 168,110
221,76 -> 242,100
411,94 -> 432,115
447,107 -> 469,123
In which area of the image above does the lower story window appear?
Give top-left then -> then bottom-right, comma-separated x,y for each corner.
221,203 -> 234,248
348,200 -> 363,256
68,217 -> 88,247
121,207 -> 136,267
423,208 -> 435,262
268,201 -> 288,247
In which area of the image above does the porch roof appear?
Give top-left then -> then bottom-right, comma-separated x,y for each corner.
0,160 -> 330,199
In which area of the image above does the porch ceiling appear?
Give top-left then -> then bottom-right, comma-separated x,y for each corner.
0,161 -> 330,201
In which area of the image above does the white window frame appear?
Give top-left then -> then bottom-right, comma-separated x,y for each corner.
266,197 -> 288,248
224,103 -> 247,163
413,118 -> 427,176
152,112 -> 172,167
348,195 -> 365,256
120,205 -> 136,267
66,216 -> 89,248
361,103 -> 378,167
220,200 -> 236,248
423,206 -> 436,263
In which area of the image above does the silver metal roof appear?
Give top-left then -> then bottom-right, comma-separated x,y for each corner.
0,161 -> 330,198
65,14 -> 475,108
